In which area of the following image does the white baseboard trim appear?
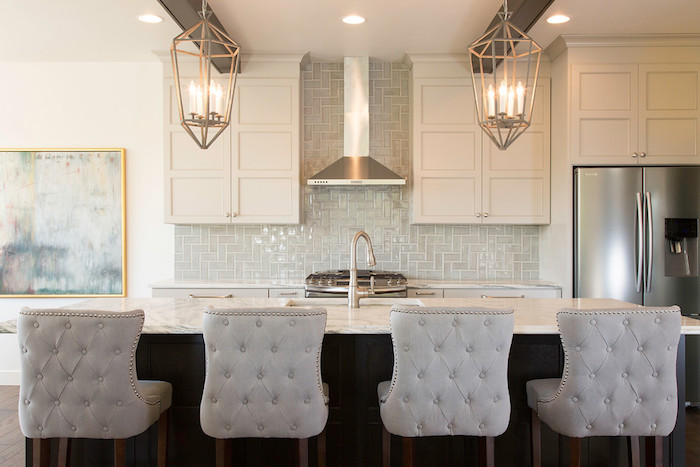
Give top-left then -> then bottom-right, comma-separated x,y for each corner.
0,372 -> 20,386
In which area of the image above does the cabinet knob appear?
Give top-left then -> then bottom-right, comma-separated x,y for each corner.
640,152 -> 646,158
476,213 -> 481,217
231,212 -> 238,218
225,212 -> 231,218
483,212 -> 489,218
632,152 -> 639,158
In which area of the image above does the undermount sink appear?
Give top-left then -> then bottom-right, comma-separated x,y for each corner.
284,298 -> 424,307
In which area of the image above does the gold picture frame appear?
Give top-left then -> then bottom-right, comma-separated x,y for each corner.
0,148 -> 126,297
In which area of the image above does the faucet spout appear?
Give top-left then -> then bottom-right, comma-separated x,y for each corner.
349,231 -> 376,308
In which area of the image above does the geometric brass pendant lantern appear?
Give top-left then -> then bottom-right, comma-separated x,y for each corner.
170,0 -> 240,149
468,0 -> 542,150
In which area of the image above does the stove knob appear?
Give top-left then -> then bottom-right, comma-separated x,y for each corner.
387,279 -> 394,285
325,279 -> 333,286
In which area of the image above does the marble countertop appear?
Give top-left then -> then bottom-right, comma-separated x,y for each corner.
3,297 -> 698,335
149,278 -> 561,290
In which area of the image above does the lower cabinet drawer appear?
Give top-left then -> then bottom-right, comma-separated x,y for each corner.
151,288 -> 268,299
443,288 -> 561,299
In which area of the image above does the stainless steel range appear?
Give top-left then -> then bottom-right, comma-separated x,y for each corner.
305,270 -> 407,298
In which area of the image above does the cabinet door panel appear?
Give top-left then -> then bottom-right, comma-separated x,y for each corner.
420,131 -> 477,171
238,84 -> 293,124
238,177 -> 295,219
419,177 -> 479,220
571,64 -> 639,164
640,64 -> 700,164
238,132 -> 293,170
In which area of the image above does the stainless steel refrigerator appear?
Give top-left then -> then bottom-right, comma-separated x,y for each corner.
574,167 -> 700,403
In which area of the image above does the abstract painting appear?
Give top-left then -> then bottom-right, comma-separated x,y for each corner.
0,149 -> 125,296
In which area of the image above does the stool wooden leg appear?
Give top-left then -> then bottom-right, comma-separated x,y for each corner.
114,439 -> 127,467
402,437 -> 415,467
157,409 -> 169,467
294,438 -> 309,467
645,436 -> 662,467
216,439 -> 232,467
382,425 -> 391,467
629,436 -> 641,467
531,409 -> 541,467
57,438 -> 70,467
570,438 -> 581,467
32,438 -> 50,467
317,428 -> 327,467
478,437 -> 495,467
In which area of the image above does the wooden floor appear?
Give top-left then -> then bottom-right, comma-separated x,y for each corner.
0,386 -> 698,466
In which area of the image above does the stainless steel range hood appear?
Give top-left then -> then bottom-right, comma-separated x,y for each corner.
308,57 -> 406,186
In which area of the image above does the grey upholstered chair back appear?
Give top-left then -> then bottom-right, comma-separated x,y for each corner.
380,306 -> 514,437
200,307 -> 328,439
17,308 -> 164,439
536,307 -> 681,438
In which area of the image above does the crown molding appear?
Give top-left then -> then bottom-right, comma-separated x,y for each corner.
403,53 -> 469,68
549,34 -> 700,57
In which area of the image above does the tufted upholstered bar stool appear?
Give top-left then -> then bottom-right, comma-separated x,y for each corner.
526,307 -> 681,467
17,308 -> 172,467
200,306 -> 329,467
377,306 -> 514,467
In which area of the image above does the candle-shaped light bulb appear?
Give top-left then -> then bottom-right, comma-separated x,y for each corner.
487,84 -> 496,118
215,83 -> 223,116
516,81 -> 525,116
208,81 -> 216,114
507,85 -> 515,117
188,81 -> 197,115
498,80 -> 507,115
196,85 -> 203,117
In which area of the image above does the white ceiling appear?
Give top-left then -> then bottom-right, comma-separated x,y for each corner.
3,0 -> 700,62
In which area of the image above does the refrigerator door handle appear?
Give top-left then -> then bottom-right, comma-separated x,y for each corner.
636,193 -> 644,293
645,191 -> 653,292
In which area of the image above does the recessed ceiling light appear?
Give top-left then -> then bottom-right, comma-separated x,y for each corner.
342,15 -> 366,25
138,14 -> 164,24
547,14 -> 570,24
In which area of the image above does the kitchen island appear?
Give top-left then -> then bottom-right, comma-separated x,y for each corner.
16,297 -> 696,466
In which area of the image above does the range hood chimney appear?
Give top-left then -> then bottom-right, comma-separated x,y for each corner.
308,57 -> 406,186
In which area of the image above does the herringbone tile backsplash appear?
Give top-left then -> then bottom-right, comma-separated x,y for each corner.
174,60 -> 539,281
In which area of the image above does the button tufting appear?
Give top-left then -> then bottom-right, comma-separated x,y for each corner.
272,346 -> 278,353
606,346 -> 612,352
479,372 -> 485,379
212,398 -> 217,403
67,376 -> 73,382
652,371 -> 658,377
223,319 -> 229,326
449,373 -> 455,379
433,399 -> 439,404
211,346 -> 216,352
36,374 -> 42,380
651,423 -> 657,429
98,323 -> 104,329
403,397 -> 409,402
418,319 -> 425,326
496,345 -> 502,352
305,346 -> 311,353
24,399 -> 29,405
52,349 -> 58,354
447,423 -> 453,429
289,320 -> 296,327
65,323 -> 71,329
434,346 -> 440,352
256,320 -> 262,327
84,401 -> 90,407
304,398 -> 310,404
586,424 -> 592,430
484,320 -> 490,327
240,346 -> 246,353
81,349 -> 87,355
667,396 -> 672,401
479,423 -> 485,429
403,346 -> 409,351
417,372 -> 424,379
623,319 -> 629,326
257,373 -> 263,380
225,425 -> 231,430
417,424 -> 423,430
98,376 -> 104,382
103,427 -> 109,432
114,349 -> 121,355
572,396 -> 578,402
465,398 -> 471,404
242,399 -> 248,405
290,425 -> 297,431
668,345 -> 674,351
494,397 -> 499,403
272,399 -> 278,405
33,322 -> 39,328
622,372 -> 628,378
574,346 -> 581,351
38,426 -> 42,431
638,346 -> 644,352
655,317 -> 661,324
589,373 -> 595,379
288,372 -> 294,379
466,346 -> 472,353
116,401 -> 123,406
590,319 -> 597,325
619,423 -> 624,429
604,398 -> 611,404
225,372 -> 231,378
22,347 -> 27,353
71,426 -> 76,431
452,320 -> 458,327
54,400 -> 60,406
636,398 -> 642,403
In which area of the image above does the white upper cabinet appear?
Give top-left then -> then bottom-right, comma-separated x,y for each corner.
571,63 -> 700,165
412,71 -> 550,225
165,56 -> 302,224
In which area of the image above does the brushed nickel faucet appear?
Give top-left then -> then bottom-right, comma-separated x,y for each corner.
349,231 -> 377,308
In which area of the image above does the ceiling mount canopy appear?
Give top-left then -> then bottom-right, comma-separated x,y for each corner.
468,0 -> 542,150
170,0 -> 240,149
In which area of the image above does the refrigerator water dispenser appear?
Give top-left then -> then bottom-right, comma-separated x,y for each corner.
664,218 -> 698,277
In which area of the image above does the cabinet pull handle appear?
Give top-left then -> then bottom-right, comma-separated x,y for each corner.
640,152 -> 646,158
632,153 -> 639,158
275,291 -> 298,296
480,294 -> 525,299
414,291 -> 436,296
188,294 -> 233,299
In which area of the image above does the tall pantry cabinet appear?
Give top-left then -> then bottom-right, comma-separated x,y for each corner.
163,53 -> 305,224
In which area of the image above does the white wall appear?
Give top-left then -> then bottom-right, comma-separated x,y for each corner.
0,61 -> 174,383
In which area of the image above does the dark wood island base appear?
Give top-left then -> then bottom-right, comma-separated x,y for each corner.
25,333 -> 686,466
